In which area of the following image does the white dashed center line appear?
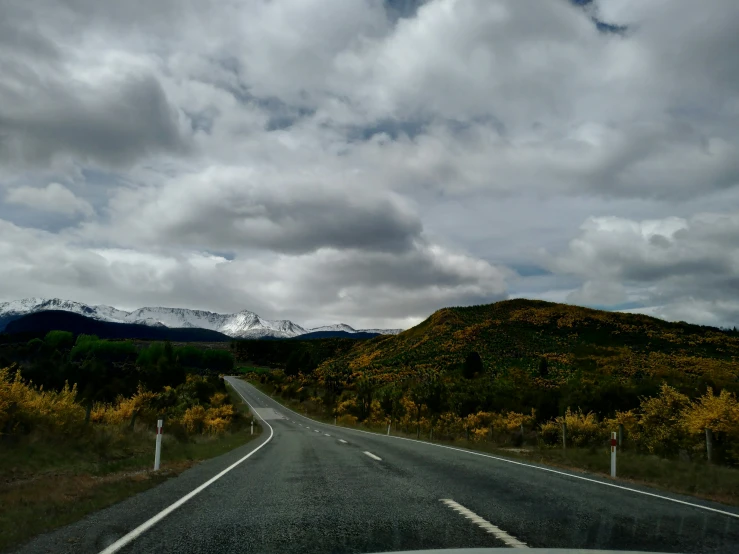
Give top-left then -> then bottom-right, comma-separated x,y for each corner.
338,439 -> 347,444
314,430 -> 320,433
440,499 -> 527,548
363,451 -> 382,461
324,433 -> 331,437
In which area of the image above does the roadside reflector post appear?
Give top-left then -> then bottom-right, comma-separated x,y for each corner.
610,431 -> 617,478
154,419 -> 163,471
387,423 -> 391,436
251,420 -> 254,435
562,422 -> 567,452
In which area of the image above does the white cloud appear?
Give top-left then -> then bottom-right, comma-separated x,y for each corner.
1,0 -> 738,328
0,217 -> 506,328
5,183 -> 94,217
547,212 -> 739,327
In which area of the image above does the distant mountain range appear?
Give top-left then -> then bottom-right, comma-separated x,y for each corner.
0,298 -> 403,339
3,311 -> 233,342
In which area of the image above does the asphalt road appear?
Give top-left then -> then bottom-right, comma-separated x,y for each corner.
13,377 -> 739,554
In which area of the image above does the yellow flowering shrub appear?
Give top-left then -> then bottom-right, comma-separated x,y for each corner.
500,410 -> 536,433
336,398 -> 357,416
182,405 -> 207,434
338,414 -> 358,426
0,367 -> 84,436
209,392 -> 229,408
682,388 -> 739,436
204,404 -> 234,435
109,385 -> 157,425
602,409 -> 641,444
638,383 -> 690,456
368,399 -> 385,424
540,409 -> 603,447
539,420 -> 561,446
436,411 -> 463,437
471,428 -> 489,442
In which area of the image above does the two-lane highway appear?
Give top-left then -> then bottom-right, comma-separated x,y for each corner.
14,377 -> 739,553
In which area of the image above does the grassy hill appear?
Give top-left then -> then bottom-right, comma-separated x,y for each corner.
307,299 -> 739,419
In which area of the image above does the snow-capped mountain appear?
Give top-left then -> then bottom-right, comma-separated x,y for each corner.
305,323 -> 403,336
355,328 -> 403,335
307,324 -> 358,333
0,298 -> 403,338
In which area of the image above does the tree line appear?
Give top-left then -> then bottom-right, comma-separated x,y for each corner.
1,331 -> 234,424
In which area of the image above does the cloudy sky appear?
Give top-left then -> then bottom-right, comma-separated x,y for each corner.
1,0 -> 738,330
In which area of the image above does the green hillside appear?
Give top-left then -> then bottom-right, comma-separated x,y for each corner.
310,299 -> 739,418
240,299 -> 739,466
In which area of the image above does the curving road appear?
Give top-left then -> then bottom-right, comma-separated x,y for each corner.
14,377 -> 739,554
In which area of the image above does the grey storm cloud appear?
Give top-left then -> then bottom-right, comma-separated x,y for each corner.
0,71 -> 190,169
0,1 -> 191,170
163,194 -> 423,254
100,174 -> 425,255
1,0 -> 739,329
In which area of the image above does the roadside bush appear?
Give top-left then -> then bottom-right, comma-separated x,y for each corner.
683,387 -> 739,464
560,408 -> 603,447
471,428 -> 489,442
338,414 -> 358,426
638,383 -> 690,457
182,405 -> 207,434
209,392 -> 229,408
538,409 -> 603,447
539,420 -> 561,446
0,367 -> 84,438
204,404 -> 235,435
602,409 -> 640,447
436,411 -> 463,439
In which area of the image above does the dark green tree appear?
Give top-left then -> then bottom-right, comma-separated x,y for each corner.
538,357 -> 549,378
356,376 -> 374,421
44,330 -> 74,350
463,351 -> 483,379
378,383 -> 405,426
74,358 -> 110,424
164,341 -> 174,363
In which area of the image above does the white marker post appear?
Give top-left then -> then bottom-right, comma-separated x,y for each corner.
154,419 -> 163,471
610,431 -> 617,478
387,423 -> 391,436
251,420 -> 254,435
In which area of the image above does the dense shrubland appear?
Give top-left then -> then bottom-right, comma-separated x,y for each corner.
0,331 -> 239,443
237,299 -> 739,466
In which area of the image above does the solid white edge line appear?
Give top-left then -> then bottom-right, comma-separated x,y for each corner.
441,499 -> 528,548
241,380 -> 739,521
363,451 -> 382,461
98,378 -> 274,554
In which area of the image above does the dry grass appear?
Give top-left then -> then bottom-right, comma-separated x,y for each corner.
0,382 -> 259,552
0,465 -> 187,551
